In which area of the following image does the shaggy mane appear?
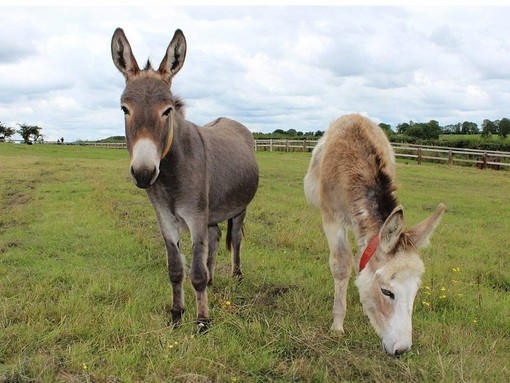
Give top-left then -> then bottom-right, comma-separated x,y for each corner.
172,95 -> 186,117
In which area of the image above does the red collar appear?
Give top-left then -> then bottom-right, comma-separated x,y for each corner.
359,235 -> 380,272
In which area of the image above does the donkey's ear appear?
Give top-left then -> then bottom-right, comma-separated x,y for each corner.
158,29 -> 187,81
379,205 -> 404,254
111,28 -> 140,80
407,203 -> 446,249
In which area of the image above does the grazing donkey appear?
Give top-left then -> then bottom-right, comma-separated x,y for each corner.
111,28 -> 259,327
304,114 -> 445,355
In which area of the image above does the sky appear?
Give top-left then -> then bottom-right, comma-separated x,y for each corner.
1,2 -> 510,142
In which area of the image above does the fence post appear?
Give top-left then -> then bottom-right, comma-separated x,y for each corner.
286,140 -> 289,152
482,153 -> 488,169
270,139 -> 273,152
417,147 -> 422,165
303,140 -> 306,152
448,150 -> 453,165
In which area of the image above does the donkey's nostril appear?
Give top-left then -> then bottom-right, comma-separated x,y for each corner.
394,347 -> 409,357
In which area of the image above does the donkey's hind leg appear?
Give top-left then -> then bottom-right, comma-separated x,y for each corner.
227,209 -> 247,278
207,224 -> 221,285
323,218 -> 353,333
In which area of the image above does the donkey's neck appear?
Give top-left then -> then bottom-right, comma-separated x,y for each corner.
163,113 -> 204,164
353,186 -> 398,248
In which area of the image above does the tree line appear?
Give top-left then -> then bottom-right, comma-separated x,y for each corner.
0,122 -> 43,144
2,117 -> 510,146
393,118 -> 510,139
253,118 -> 510,141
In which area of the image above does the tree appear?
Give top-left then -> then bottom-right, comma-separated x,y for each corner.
497,118 -> 510,139
16,123 -> 42,144
404,120 -> 441,140
443,123 -> 460,134
481,119 -> 497,139
0,121 -> 16,140
396,122 -> 411,134
379,123 -> 394,138
461,121 -> 479,134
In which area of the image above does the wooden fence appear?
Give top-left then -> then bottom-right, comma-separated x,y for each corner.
7,139 -> 506,170
253,139 -> 510,170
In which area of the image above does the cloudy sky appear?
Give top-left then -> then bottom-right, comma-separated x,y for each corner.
1,2 -> 510,142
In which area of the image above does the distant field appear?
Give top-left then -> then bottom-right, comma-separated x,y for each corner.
0,143 -> 509,382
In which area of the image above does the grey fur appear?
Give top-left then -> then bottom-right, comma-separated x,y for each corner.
112,28 -> 259,326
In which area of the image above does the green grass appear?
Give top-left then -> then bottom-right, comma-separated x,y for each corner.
1,143 -> 509,382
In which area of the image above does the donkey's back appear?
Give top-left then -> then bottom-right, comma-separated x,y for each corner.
201,117 -> 259,224
305,114 -> 396,229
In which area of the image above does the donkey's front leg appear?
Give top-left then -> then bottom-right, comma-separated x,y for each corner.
150,198 -> 186,326
189,220 -> 210,326
164,238 -> 186,325
323,219 -> 352,333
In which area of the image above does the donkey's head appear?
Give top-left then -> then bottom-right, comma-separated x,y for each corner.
355,203 -> 445,356
111,28 -> 187,188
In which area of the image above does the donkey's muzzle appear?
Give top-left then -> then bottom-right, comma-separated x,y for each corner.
131,165 -> 158,189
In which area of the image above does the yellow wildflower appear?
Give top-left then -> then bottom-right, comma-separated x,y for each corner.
422,301 -> 430,306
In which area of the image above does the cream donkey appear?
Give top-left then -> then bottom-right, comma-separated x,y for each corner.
304,114 -> 445,355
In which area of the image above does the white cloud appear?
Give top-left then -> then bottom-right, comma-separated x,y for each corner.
1,5 -> 510,141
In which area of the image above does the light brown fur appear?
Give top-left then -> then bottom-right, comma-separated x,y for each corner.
304,114 -> 445,355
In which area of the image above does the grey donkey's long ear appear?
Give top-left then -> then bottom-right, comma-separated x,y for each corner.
158,29 -> 187,82
111,28 -> 140,81
407,203 -> 446,249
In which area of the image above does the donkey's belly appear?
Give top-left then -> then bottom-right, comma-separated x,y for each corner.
208,204 -> 248,225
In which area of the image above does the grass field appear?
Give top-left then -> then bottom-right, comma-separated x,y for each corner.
0,143 -> 509,383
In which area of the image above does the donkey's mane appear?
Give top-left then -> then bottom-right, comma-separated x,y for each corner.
172,95 -> 186,117
370,153 -> 398,224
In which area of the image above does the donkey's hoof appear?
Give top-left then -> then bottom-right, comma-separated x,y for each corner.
166,319 -> 179,328
232,270 -> 243,281
168,308 -> 185,327
197,318 -> 212,333
330,324 -> 345,335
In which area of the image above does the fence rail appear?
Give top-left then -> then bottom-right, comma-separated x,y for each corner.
253,139 -> 510,170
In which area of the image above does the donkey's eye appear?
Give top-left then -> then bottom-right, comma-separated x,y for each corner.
381,288 -> 395,300
121,106 -> 130,115
162,107 -> 173,117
